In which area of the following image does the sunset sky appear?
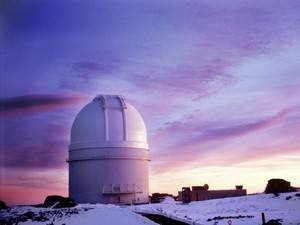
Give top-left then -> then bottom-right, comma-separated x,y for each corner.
1,0 -> 300,205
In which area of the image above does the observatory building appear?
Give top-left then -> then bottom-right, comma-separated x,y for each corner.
68,95 -> 149,204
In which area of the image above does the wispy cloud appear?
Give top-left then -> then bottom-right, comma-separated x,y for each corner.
0,94 -> 85,116
150,108 -> 297,173
0,121 -> 69,169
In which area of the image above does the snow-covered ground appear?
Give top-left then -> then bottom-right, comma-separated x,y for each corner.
131,192 -> 300,225
0,204 -> 157,225
1,192 -> 299,225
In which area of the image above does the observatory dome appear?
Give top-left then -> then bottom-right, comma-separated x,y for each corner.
68,95 -> 149,204
70,95 -> 148,150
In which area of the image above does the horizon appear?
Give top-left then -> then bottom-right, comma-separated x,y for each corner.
1,0 -> 300,205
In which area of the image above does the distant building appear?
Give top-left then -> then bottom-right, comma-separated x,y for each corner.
178,184 -> 247,202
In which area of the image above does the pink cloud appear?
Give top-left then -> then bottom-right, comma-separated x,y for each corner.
150,108 -> 296,173
0,168 -> 67,205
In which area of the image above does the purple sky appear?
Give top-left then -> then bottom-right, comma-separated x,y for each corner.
1,0 -> 300,205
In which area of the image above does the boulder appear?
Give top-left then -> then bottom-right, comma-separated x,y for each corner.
43,195 -> 76,208
0,201 -> 8,210
265,179 -> 295,194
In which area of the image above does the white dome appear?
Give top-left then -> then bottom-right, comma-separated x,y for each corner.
70,95 -> 148,150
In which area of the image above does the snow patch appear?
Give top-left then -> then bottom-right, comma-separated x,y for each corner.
161,196 -> 176,204
0,204 -> 157,225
